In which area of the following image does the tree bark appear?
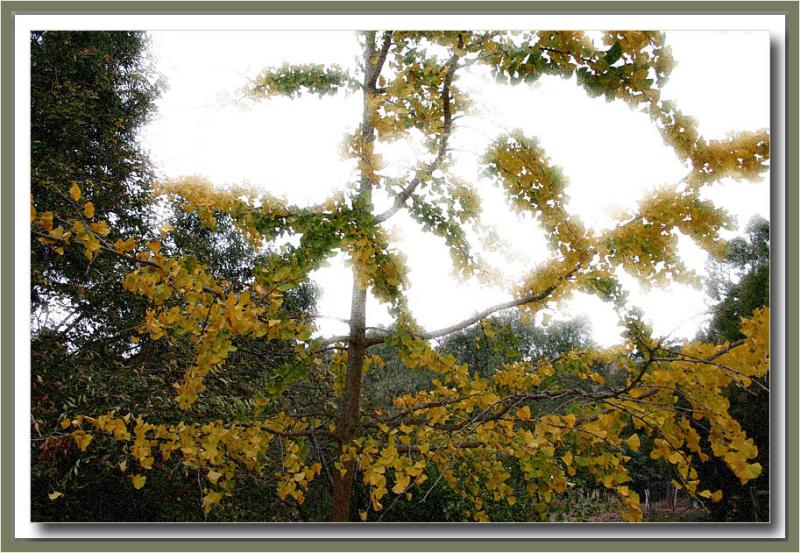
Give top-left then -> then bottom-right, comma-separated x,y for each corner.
329,274 -> 367,521
328,31 -> 379,522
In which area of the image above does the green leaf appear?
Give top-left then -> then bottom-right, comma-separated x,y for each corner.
604,42 -> 622,66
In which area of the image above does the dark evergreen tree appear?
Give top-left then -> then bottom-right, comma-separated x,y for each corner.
703,216 -> 769,344
31,31 -> 161,341
30,32 -> 319,522
697,216 -> 770,521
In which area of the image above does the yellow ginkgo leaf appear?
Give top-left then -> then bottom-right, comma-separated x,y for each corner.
83,202 -> 95,218
625,434 -> 641,451
391,473 -> 410,494
202,490 -> 223,515
114,237 -> 136,253
48,491 -> 63,501
90,221 -> 110,236
747,462 -> 763,478
147,240 -> 161,255
39,211 -> 54,231
130,474 -> 146,490
69,182 -> 81,201
71,429 -> 93,451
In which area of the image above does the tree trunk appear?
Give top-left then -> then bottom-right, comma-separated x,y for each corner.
329,277 -> 367,521
328,31 -> 377,522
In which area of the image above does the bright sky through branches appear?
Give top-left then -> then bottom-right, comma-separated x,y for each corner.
140,30 -> 769,346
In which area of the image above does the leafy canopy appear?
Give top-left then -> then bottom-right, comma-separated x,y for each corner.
33,31 -> 769,522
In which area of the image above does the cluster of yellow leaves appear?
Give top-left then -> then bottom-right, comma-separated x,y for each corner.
276,440 -> 323,505
121,244 -> 314,409
689,131 -> 771,186
70,429 -> 93,451
638,308 -> 768,488
36,179 -> 341,516
518,258 -> 584,312
600,185 -> 731,286
32,183 -> 112,260
396,330 -> 470,388
449,181 -> 482,224
537,31 -> 596,71
475,30 -> 768,196
341,223 -> 409,302
157,176 -> 290,245
336,432 -> 430,515
650,101 -> 770,187
482,118 -> 763,313
369,54 -> 456,142
64,410 -> 332,515
484,132 -> 591,258
330,348 -> 349,397
337,308 -> 769,521
492,362 -> 544,392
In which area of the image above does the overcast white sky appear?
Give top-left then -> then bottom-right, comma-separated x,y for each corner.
139,30 -> 770,346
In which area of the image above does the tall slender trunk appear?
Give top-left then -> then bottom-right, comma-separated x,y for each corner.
329,275 -> 367,521
329,31 -> 377,522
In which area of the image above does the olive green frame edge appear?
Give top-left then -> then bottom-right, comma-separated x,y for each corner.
1,1 -> 796,552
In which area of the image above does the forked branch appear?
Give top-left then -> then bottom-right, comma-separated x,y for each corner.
374,34 -> 463,224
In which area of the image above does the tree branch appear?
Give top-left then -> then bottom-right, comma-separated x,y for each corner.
655,345 -> 768,393
704,338 -> 747,362
57,309 -> 88,339
374,34 -> 463,224
366,31 -> 393,92
32,229 -> 162,270
363,392 -> 484,429
364,270 -> 576,346
217,421 -> 340,441
398,440 -> 481,454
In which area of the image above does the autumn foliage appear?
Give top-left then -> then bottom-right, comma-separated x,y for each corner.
32,31 -> 769,522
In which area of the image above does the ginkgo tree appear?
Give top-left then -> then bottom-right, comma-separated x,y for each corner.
32,31 -> 770,522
